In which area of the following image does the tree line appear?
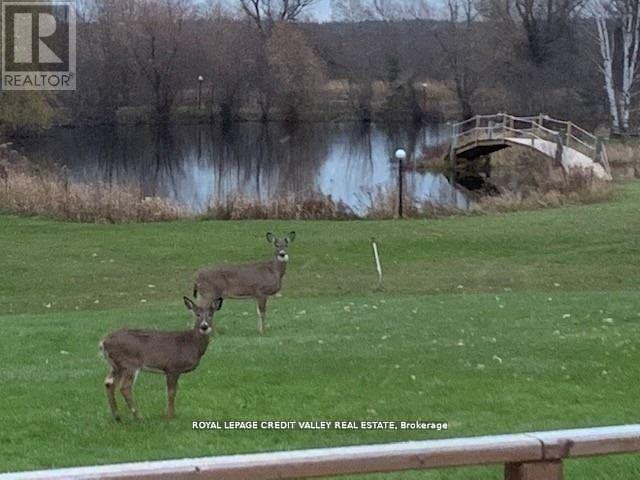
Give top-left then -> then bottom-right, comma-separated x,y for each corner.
2,0 -> 640,134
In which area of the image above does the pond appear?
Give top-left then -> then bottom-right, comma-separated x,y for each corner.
14,122 -> 469,215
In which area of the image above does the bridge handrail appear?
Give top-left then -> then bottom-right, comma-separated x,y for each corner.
450,113 -> 610,175
1,424 -> 639,480
569,135 -> 596,151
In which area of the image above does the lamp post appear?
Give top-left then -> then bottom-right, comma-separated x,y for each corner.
197,75 -> 204,110
394,148 -> 406,218
421,82 -> 428,113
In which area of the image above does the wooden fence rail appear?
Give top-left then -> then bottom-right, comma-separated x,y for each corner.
1,424 -> 639,480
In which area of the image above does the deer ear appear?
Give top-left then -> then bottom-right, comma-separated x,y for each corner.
184,296 -> 195,311
266,232 -> 275,243
213,297 -> 223,311
285,231 -> 296,244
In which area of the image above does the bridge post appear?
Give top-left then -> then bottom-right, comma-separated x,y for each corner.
450,154 -> 457,204
505,460 -> 563,480
538,113 -> 544,130
566,122 -> 572,148
555,134 -> 564,168
594,136 -> 602,163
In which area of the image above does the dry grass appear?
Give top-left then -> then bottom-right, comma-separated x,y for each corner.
0,158 -> 613,223
600,141 -> 639,180
0,163 -> 185,222
202,191 -> 357,220
473,169 -> 613,214
361,186 -> 465,219
606,141 -> 640,166
362,168 -> 612,219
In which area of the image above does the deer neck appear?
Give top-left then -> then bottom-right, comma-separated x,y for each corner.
191,330 -> 211,357
271,256 -> 287,277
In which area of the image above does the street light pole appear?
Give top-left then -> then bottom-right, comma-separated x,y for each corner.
197,75 -> 204,110
394,148 -> 406,218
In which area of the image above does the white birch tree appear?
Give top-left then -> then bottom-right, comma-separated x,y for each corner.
594,0 -> 640,132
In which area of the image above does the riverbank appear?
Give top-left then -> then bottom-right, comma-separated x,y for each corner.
46,79 -> 460,128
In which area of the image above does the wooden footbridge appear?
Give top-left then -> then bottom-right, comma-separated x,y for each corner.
447,114 -> 611,180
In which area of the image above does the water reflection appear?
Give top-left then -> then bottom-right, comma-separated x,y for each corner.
15,122 -> 469,215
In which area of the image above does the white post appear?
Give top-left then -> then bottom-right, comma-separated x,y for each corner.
371,238 -> 383,290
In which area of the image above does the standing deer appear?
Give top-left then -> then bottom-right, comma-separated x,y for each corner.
99,296 -> 222,421
193,231 -> 296,334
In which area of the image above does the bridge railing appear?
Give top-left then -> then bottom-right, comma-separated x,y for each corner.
450,113 -> 611,174
1,424 -> 639,480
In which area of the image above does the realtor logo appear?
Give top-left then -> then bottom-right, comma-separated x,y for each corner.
2,1 -> 76,90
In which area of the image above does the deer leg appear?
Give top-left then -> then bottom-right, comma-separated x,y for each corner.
104,368 -> 121,421
165,373 -> 180,420
120,370 -> 142,420
256,296 -> 268,334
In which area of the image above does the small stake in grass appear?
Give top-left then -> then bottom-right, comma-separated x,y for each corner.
372,237 -> 384,291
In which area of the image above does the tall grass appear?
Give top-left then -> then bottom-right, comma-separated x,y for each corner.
606,141 -> 640,180
361,186 -> 465,219
202,191 -> 357,220
0,163 -> 184,222
606,142 -> 638,166
474,169 -> 613,213
0,161 -> 613,223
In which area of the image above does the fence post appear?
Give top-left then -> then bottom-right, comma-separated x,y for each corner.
505,460 -> 563,480
566,122 -> 572,148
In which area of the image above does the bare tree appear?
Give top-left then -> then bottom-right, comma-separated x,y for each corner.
480,0 -> 587,64
81,0 -> 133,121
266,23 -> 327,121
126,0 -> 194,121
240,0 -> 316,33
330,0 -> 429,21
434,0 -> 478,119
593,0 -> 640,131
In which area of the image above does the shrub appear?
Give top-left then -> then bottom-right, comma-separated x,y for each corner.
0,92 -> 54,137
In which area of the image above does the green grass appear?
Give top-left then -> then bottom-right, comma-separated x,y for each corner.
1,183 -> 640,478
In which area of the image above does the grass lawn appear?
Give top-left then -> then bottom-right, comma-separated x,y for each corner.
1,183 -> 640,478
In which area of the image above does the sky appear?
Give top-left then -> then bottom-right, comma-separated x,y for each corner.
308,0 -> 333,21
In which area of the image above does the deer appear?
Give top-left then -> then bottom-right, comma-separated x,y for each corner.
193,231 -> 296,335
99,296 -> 222,421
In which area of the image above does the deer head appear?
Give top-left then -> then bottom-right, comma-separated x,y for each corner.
266,231 -> 296,263
183,296 -> 222,335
